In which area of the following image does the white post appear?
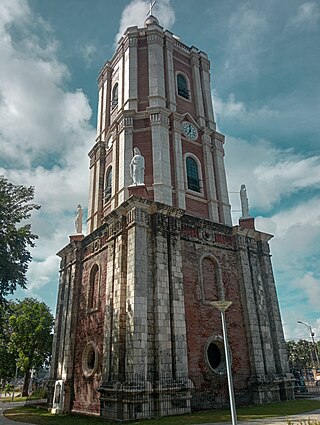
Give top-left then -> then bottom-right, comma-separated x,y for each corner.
211,301 -> 238,425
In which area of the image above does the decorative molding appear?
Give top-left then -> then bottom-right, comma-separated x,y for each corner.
126,207 -> 150,227
149,112 -> 169,126
147,33 -> 164,45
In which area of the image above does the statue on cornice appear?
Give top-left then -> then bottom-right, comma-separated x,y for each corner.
130,147 -> 145,186
240,184 -> 250,218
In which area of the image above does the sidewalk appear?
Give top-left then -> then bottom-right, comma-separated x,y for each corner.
0,401 -> 30,425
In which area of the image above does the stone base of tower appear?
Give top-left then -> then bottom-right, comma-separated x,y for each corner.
250,377 -> 295,405
98,377 -> 192,421
50,196 -> 293,419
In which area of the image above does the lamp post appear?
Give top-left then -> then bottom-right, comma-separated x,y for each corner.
297,321 -> 320,367
210,300 -> 238,425
11,358 -> 19,402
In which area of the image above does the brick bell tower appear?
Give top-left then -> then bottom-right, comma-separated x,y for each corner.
49,12 -> 294,421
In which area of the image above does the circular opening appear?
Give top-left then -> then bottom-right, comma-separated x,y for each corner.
206,338 -> 226,374
82,342 -> 98,378
207,342 -> 221,369
87,346 -> 95,371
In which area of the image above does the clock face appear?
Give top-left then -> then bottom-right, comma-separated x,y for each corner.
182,121 -> 198,140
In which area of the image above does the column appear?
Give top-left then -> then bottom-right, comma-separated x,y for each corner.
101,65 -> 112,137
149,109 -> 172,205
164,32 -> 177,112
199,52 -> 215,130
123,30 -> 138,110
171,114 -> 185,209
190,49 -> 205,127
125,205 -> 150,378
233,229 -> 266,379
147,31 -> 166,108
212,132 -> 232,225
257,234 -> 289,374
202,129 -> 219,221
117,113 -> 134,205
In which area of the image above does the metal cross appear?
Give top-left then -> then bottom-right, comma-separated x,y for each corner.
147,0 -> 156,16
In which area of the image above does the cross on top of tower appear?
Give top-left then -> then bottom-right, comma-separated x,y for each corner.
146,0 -> 156,17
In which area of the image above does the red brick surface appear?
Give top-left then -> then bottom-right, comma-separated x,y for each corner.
72,250 -> 107,414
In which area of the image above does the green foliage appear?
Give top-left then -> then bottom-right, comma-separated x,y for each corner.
0,176 -> 40,306
286,339 -> 315,369
0,302 -> 17,380
8,298 -> 54,374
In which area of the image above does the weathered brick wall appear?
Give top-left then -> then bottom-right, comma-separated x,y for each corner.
182,235 -> 251,385
72,240 -> 108,414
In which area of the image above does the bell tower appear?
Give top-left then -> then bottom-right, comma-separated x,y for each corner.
50,11 -> 293,422
86,15 -> 231,234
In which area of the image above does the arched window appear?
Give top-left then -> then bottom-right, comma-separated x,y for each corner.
177,73 -> 190,99
111,83 -> 118,109
186,156 -> 201,192
104,167 -> 112,202
88,264 -> 99,310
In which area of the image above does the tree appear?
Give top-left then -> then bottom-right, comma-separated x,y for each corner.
8,298 -> 54,396
0,176 -> 40,306
286,339 -> 314,370
0,303 -> 17,385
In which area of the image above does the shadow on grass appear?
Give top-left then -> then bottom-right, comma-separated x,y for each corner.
3,399 -> 320,425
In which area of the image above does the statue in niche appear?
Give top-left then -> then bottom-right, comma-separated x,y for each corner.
54,381 -> 61,405
240,184 -> 250,218
130,147 -> 145,185
75,204 -> 83,234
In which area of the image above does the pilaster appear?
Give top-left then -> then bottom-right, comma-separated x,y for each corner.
201,129 -> 219,221
171,114 -> 186,209
147,31 -> 166,108
125,204 -> 150,378
117,112 -> 134,205
190,48 -> 205,127
211,132 -> 232,226
164,32 -> 177,112
148,108 -> 172,205
123,30 -> 139,110
199,52 -> 215,130
98,64 -> 112,140
232,229 -> 266,379
257,234 -> 290,375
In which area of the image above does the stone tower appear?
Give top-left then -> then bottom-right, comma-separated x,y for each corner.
49,14 -> 293,420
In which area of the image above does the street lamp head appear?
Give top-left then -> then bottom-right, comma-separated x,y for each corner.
210,300 -> 233,312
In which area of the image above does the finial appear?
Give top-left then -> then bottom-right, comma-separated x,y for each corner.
144,0 -> 159,26
146,0 -> 156,17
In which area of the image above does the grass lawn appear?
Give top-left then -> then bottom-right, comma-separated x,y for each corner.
3,399 -> 320,425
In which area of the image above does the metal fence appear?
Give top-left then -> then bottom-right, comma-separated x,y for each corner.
34,372 -> 320,420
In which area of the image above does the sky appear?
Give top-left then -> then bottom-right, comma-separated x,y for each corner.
0,0 -> 319,342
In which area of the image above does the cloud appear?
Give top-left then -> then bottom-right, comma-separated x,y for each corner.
225,136 -> 320,213
214,91 -> 277,123
0,0 -> 93,168
0,0 -> 95,305
80,43 -> 98,67
222,4 -> 268,77
27,256 -> 60,291
115,0 -> 175,44
287,2 -> 320,30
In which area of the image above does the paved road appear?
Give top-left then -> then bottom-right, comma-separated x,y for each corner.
1,400 -> 320,425
0,401 -> 31,425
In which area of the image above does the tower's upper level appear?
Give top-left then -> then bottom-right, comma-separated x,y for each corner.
96,17 -> 216,138
87,16 -> 231,233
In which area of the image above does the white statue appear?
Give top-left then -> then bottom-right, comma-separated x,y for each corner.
240,184 -> 250,218
130,147 -> 145,185
75,204 -> 83,234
